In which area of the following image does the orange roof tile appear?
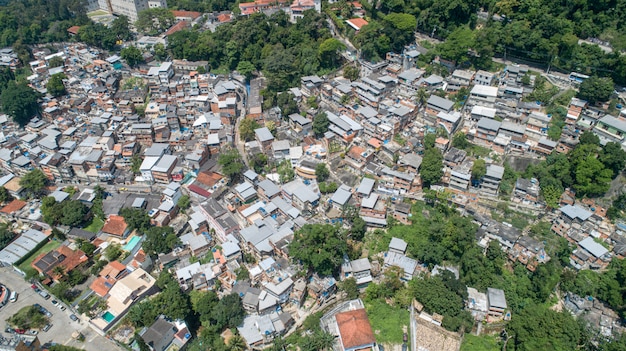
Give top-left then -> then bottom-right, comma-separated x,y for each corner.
0,200 -> 26,214
171,10 -> 201,19
348,145 -> 365,159
196,171 -> 223,187
368,138 -> 382,148
90,276 -> 113,297
217,13 -> 232,22
346,18 -> 368,30
164,21 -> 190,37
102,215 -> 128,236
67,26 -> 81,35
336,309 -> 376,350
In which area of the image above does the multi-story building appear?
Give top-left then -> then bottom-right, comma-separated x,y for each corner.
100,0 -> 150,21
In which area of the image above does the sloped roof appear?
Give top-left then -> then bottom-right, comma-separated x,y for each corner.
336,309 -> 376,350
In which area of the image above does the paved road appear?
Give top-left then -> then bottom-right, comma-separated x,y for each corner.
0,267 -> 122,351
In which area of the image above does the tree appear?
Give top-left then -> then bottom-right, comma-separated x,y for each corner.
120,46 -> 144,67
315,163 -> 330,182
48,56 -> 64,68
111,15 -> 133,41
177,195 -> 190,211
120,207 -> 151,232
0,186 -> 13,204
578,131 -> 600,145
46,73 -> 67,97
239,118 -> 260,142
344,65 -> 359,81
340,277 -> 359,299
236,60 -> 255,81
319,182 -> 338,194
318,38 -> 345,68
277,159 -> 295,183
471,159 -> 486,180
0,223 -> 15,250
135,8 -> 175,35
1,81 -> 41,126
130,154 -> 142,174
415,87 -> 428,106
508,304 -> 581,351
153,43 -> 167,61
20,169 -> 47,199
420,148 -> 444,187
227,335 -> 246,351
60,200 -> 88,227
351,216 -> 367,240
210,293 -> 245,331
142,226 -> 179,255
599,142 -> 626,177
452,132 -> 469,149
251,153 -> 268,174
290,224 -> 348,276
577,76 -> 614,104
134,333 -> 150,351
423,133 -> 436,150
218,148 -> 244,183
80,242 -> 96,256
104,243 -> 123,261
312,112 -> 329,137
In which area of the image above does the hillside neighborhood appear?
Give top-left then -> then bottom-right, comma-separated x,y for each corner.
0,0 -> 625,351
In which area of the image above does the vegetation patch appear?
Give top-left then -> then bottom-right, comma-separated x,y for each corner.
83,217 -> 104,233
460,334 -> 500,351
365,300 -> 409,344
8,306 -> 47,330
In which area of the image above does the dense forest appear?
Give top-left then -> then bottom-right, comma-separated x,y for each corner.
167,11 -> 345,91
344,0 -> 626,84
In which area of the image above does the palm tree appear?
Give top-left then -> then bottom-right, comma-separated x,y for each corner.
52,266 -> 65,280
415,87 -> 428,107
228,335 -> 246,351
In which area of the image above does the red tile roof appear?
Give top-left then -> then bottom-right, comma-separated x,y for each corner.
90,261 -> 128,296
336,309 -> 376,351
346,18 -> 369,30
67,26 -> 81,35
171,10 -> 202,20
164,21 -> 190,37
0,200 -> 26,214
102,215 -> 128,236
188,184 -> 212,198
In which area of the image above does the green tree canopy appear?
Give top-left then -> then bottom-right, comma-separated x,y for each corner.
1,81 -> 41,127
577,76 -> 614,104
471,159 -> 486,180
135,8 -> 175,35
20,169 -> 47,199
218,148 -> 244,183
142,226 -> 179,255
239,118 -> 260,142
312,112 -> 329,137
420,148 -> 444,187
46,73 -> 67,97
290,224 -> 347,276
120,46 -> 144,67
120,207 -> 151,232
315,163 -> 330,182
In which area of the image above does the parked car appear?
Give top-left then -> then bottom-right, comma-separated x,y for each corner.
58,305 -> 66,311
51,300 -> 58,306
42,324 -> 52,332
28,330 -> 38,335
37,290 -> 50,300
5,328 -> 14,334
14,329 -> 25,334
69,314 -> 78,322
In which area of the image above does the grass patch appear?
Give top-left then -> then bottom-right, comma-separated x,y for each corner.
17,240 -> 61,273
83,217 -> 104,233
88,9 -> 110,17
467,144 -> 491,158
365,300 -> 409,344
461,334 -> 500,351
